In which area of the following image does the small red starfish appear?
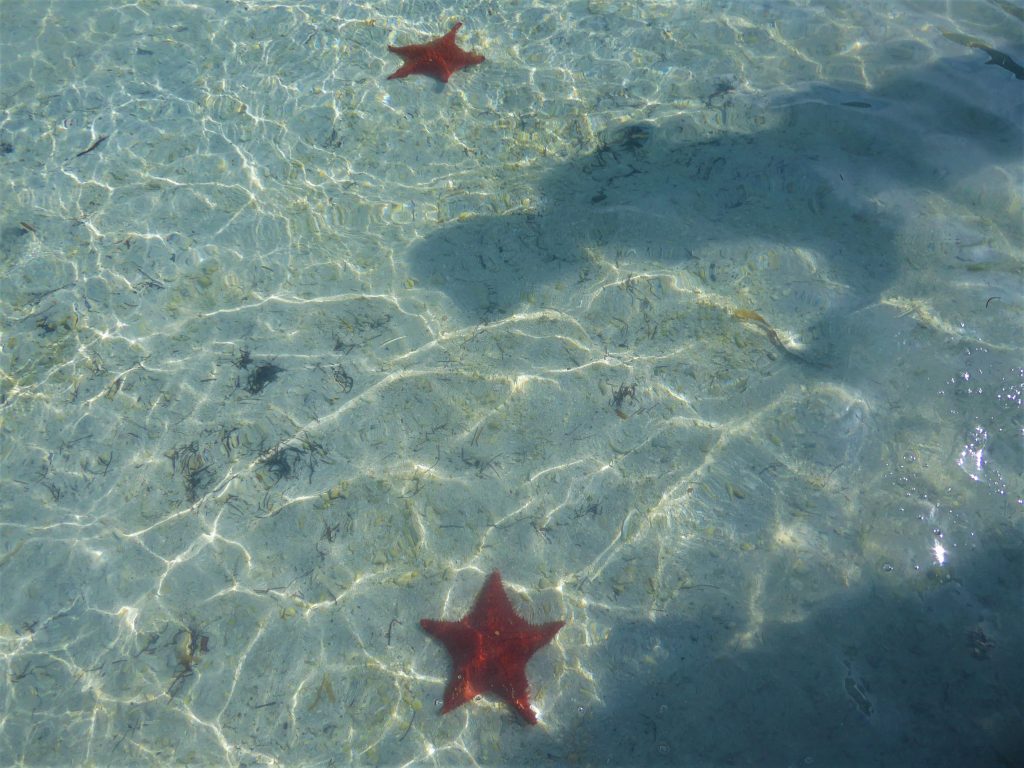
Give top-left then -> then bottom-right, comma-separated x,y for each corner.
386,22 -> 485,83
420,570 -> 564,724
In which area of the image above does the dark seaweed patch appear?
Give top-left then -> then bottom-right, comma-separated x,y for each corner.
334,312 -> 392,352
168,441 -> 213,503
610,382 -> 637,410
244,362 -> 283,395
257,434 -> 330,485
331,363 -> 354,392
258,446 -> 303,483
167,621 -> 214,698
233,347 -> 253,369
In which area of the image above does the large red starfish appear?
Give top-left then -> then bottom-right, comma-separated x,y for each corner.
420,570 -> 564,724
386,22 -> 485,83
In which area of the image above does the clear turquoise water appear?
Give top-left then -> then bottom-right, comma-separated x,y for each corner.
1,0 -> 1021,765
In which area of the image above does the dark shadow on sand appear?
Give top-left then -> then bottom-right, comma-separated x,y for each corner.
545,537 -> 1024,767
407,56 -> 1021,366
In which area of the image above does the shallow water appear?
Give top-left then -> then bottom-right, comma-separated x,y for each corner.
1,1 -> 1021,765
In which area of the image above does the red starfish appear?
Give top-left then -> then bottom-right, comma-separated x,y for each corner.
386,22 -> 485,83
420,570 -> 564,724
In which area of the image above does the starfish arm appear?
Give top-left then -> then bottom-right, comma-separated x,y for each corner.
386,62 -> 416,80
521,620 -> 565,656
468,571 -> 517,627
387,52 -> 453,82
441,669 -> 477,713
387,42 -> 430,57
496,664 -> 538,724
430,61 -> 454,83
420,618 -> 480,665
453,51 -> 485,69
